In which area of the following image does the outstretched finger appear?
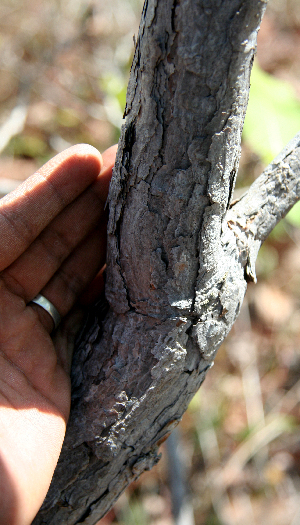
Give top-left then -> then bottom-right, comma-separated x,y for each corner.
0,144 -> 103,271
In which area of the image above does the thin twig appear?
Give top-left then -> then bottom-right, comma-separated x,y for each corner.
0,104 -> 28,155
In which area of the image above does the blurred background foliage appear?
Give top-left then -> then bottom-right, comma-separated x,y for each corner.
0,1 -> 300,524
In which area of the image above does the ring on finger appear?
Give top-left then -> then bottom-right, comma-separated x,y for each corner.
30,293 -> 61,330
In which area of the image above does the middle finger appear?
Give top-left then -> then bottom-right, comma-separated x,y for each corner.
1,176 -> 108,302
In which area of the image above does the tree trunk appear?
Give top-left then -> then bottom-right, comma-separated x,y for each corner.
34,1 -> 300,524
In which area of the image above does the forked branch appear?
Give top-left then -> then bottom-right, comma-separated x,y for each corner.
32,2 -> 300,524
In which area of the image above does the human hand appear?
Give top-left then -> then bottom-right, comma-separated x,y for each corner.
0,144 -> 117,525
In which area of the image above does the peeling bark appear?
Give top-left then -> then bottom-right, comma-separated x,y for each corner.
34,1 -> 300,524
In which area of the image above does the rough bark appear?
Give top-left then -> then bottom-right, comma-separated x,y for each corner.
34,1 -> 300,524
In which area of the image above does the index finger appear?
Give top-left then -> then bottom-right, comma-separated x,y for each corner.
0,144 -> 103,271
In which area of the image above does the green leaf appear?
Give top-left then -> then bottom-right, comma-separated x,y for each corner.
285,199 -> 300,227
243,63 -> 300,164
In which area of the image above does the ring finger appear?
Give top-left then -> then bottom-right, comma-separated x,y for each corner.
29,225 -> 107,333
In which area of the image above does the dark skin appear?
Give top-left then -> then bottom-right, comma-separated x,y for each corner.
0,143 -> 117,525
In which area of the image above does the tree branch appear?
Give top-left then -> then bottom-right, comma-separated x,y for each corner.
32,1 -> 291,524
226,132 -> 300,281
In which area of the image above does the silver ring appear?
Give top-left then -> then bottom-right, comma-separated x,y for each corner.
30,294 -> 61,330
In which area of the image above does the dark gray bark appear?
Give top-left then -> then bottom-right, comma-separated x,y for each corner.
34,0 -> 300,524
